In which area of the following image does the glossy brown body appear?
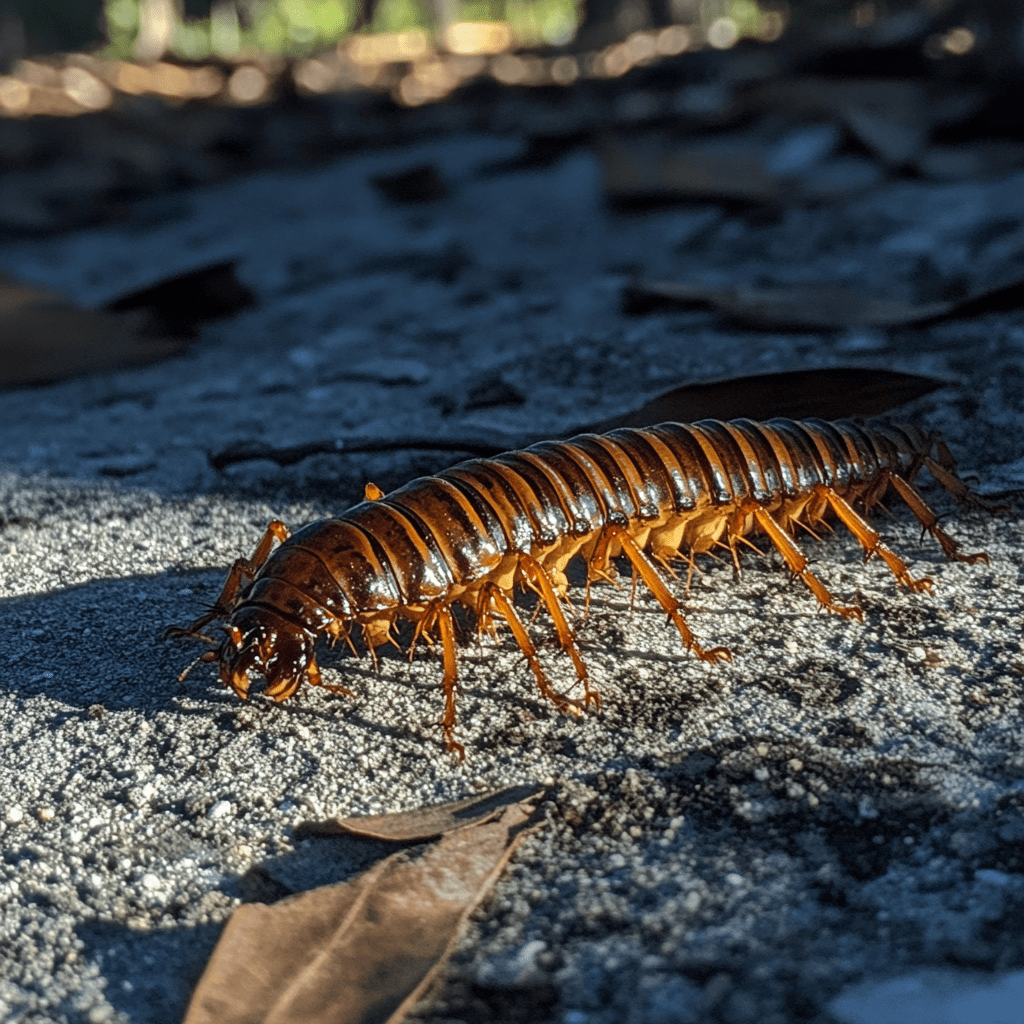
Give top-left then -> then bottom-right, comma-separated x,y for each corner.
169,418 -> 989,755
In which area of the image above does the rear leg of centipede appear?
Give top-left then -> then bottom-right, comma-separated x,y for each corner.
598,526 -> 732,663
813,484 -> 937,591
744,501 -> 864,620
886,471 -> 991,564
483,582 -> 585,716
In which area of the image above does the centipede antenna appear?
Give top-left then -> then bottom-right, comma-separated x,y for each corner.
177,649 -> 218,683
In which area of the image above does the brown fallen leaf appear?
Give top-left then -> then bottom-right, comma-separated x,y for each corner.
104,259 -> 256,339
0,274 -> 184,389
297,783 -> 544,842
584,367 -> 946,433
602,137 -> 785,208
843,105 -> 927,168
918,141 -> 1024,180
371,163 -> 448,204
624,268 -> 1024,330
622,279 -> 951,328
207,434 -> 513,471
184,795 -> 541,1024
748,76 -> 985,170
208,367 -> 947,472
750,77 -> 980,136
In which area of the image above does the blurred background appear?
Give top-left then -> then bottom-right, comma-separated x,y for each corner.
1,1 -> 1015,109
4,0 -> 1024,383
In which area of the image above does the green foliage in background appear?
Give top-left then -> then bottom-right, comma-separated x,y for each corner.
99,0 -> 587,59
10,0 -> 931,58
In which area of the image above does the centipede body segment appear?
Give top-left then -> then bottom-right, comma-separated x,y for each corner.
167,418 -> 993,757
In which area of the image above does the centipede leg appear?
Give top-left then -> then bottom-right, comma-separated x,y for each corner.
216,520 -> 289,608
434,604 -> 465,760
682,549 -> 699,596
484,583 -> 584,716
746,502 -> 864,620
520,555 -> 601,710
306,655 -> 356,700
886,472 -> 990,564
602,527 -> 732,663
166,520 -> 291,640
813,484 -> 936,591
327,617 -> 360,660
163,524 -> 290,634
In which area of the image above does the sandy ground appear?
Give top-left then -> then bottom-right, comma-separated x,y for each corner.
1,121 -> 1023,1024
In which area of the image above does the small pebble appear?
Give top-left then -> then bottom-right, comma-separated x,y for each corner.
207,800 -> 233,820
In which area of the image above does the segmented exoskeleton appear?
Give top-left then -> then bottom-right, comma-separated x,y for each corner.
168,418 -> 992,757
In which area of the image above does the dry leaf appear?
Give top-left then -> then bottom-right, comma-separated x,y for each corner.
0,274 -> 184,389
298,783 -> 544,842
625,266 -> 1024,329
750,77 -> 931,130
918,141 -> 1024,181
184,796 -> 540,1024
104,259 -> 255,339
748,77 -> 984,169
584,368 -> 946,433
209,368 -> 945,472
0,261 -> 252,389
371,163 -> 447,204
622,279 -> 952,328
602,138 -> 784,208
208,434 -> 512,472
843,105 -> 926,167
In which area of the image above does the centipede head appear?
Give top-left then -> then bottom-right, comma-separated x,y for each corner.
217,607 -> 315,703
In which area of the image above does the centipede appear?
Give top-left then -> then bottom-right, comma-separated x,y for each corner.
167,418 -> 994,758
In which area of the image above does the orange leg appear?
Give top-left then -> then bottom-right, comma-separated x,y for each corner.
724,511 -> 766,576
813,484 -> 935,592
307,655 -> 356,700
519,555 -> 601,710
723,509 -> 748,577
745,501 -> 864,620
598,526 -> 732,663
432,604 -> 465,760
484,582 -> 584,716
165,520 -> 290,640
886,472 -> 990,564
327,617 -> 361,660
926,442 -> 1006,511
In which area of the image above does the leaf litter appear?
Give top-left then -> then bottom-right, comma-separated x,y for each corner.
184,787 -> 543,1024
207,366 -> 946,472
0,260 -> 254,389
